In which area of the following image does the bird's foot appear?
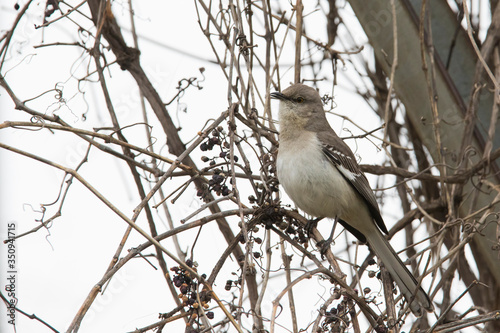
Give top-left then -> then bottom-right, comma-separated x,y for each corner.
317,237 -> 333,258
305,217 -> 322,237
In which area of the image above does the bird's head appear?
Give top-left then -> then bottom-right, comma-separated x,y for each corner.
271,83 -> 326,130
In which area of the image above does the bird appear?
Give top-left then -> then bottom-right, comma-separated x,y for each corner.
271,83 -> 433,316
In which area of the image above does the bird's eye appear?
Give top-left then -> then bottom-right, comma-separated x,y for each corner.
296,97 -> 304,103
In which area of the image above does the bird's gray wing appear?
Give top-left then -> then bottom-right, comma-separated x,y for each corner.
318,131 -> 388,234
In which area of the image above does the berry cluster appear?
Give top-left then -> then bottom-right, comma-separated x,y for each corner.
320,289 -> 352,332
200,135 -> 221,153
209,169 -> 230,196
196,168 -> 230,200
247,179 -> 280,206
280,216 -> 308,246
224,278 -> 242,291
254,202 -> 308,247
169,259 -> 214,323
198,126 -> 238,200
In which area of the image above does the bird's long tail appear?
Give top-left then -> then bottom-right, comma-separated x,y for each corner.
367,229 -> 434,316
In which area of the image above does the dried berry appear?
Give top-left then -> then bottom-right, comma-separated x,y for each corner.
278,221 -> 288,230
238,234 -> 245,244
225,280 -> 232,291
180,283 -> 189,294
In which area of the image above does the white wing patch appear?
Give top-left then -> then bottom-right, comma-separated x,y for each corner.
336,163 -> 358,181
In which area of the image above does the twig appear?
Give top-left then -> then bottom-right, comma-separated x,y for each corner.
433,311 -> 500,332
0,291 -> 60,332
294,0 -> 303,84
462,1 -> 500,93
427,281 -> 486,333
382,0 -> 398,143
280,239 -> 298,333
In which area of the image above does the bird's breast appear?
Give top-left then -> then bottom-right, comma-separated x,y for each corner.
277,132 -> 358,219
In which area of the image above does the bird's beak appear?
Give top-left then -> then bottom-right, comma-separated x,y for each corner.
270,92 -> 288,101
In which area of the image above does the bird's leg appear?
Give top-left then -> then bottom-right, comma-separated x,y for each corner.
317,217 -> 338,257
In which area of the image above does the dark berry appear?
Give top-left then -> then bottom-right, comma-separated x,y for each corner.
238,234 -> 245,244
225,280 -> 232,291
180,284 -> 189,294
201,156 -> 209,162
253,252 -> 261,259
206,311 -> 214,319
200,143 -> 208,151
219,151 -> 227,158
375,325 -> 388,333
233,156 -> 239,162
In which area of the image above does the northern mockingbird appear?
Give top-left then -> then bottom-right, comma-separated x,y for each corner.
271,83 -> 433,316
